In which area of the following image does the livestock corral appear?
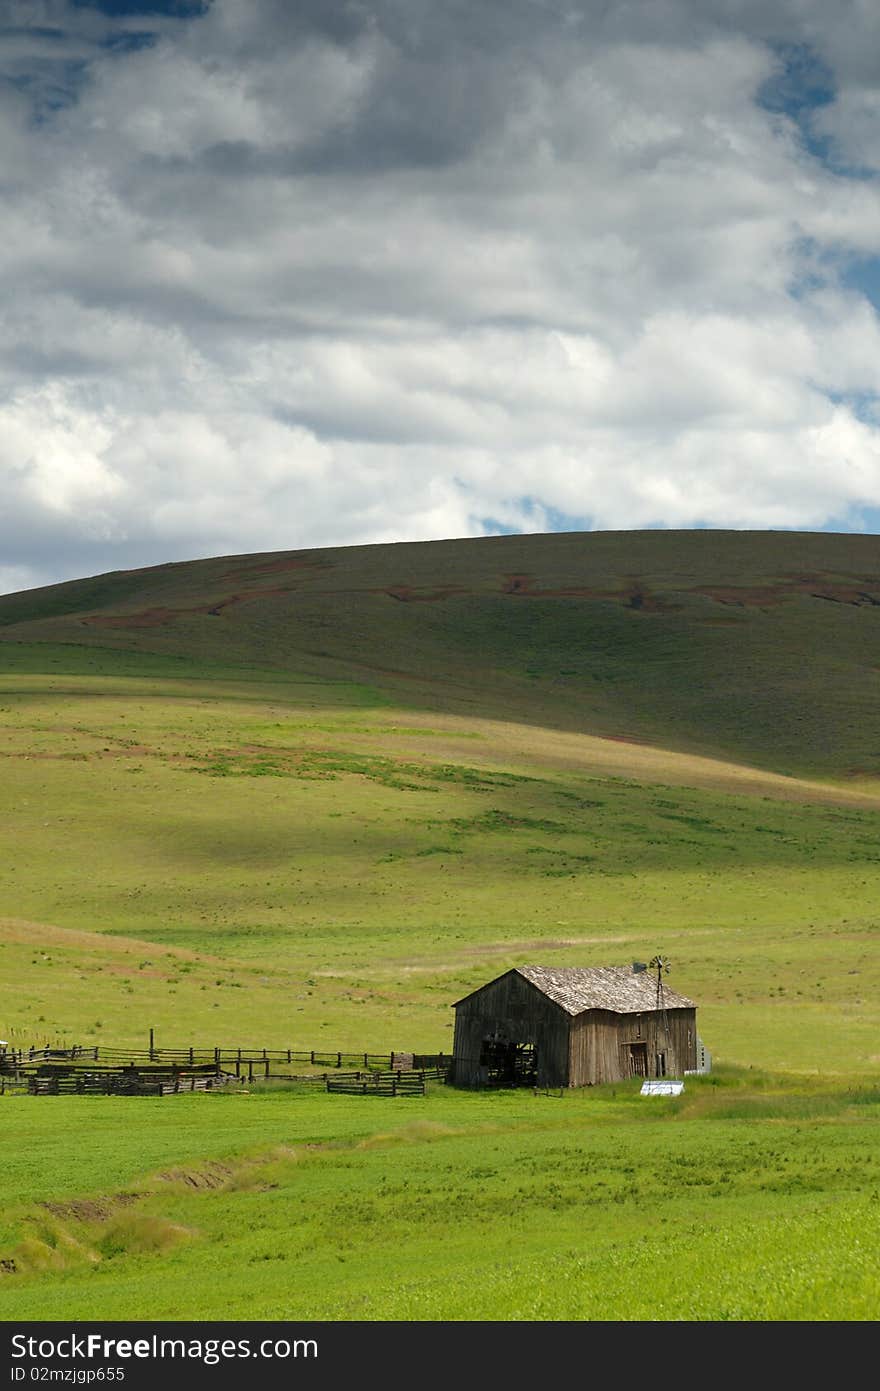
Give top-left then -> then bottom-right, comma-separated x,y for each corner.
0,1042 -> 450,1098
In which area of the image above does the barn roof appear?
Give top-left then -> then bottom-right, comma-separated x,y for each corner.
449,965 -> 695,1015
516,966 -> 696,1014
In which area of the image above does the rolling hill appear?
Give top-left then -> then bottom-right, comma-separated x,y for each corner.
2,528 -> 880,778
2,530 -> 880,1322
0,526 -> 879,1066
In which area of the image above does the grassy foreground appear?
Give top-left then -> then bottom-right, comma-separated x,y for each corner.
2,1074 -> 879,1321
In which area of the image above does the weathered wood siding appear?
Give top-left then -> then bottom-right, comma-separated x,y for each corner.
452,970 -> 570,1088
568,1007 -> 697,1085
453,971 -> 698,1088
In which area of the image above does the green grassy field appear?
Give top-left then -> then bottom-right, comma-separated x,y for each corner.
3,1077 -> 880,1321
2,530 -> 879,1321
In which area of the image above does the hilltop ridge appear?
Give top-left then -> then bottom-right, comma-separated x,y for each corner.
1,529 -> 878,777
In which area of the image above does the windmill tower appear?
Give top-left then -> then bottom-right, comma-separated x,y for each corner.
650,954 -> 672,1076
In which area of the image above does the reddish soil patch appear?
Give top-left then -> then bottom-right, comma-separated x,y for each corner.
697,586 -> 789,606
81,586 -> 291,629
697,581 -> 880,607
202,586 -> 288,615
502,573 -> 534,594
808,587 -> 880,607
43,1195 -> 137,1222
501,574 -> 672,610
76,568 -> 880,629
502,573 -> 605,598
496,570 -> 880,611
385,585 -> 469,602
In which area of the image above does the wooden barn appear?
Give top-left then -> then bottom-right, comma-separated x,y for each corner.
451,964 -> 697,1088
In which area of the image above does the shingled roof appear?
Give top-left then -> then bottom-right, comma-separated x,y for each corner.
514,965 -> 696,1015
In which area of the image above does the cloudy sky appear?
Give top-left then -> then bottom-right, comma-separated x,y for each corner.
2,0 -> 880,594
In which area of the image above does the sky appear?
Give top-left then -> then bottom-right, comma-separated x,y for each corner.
2,0 -> 880,595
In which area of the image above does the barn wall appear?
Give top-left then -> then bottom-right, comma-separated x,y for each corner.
451,971 -> 570,1087
568,1008 -> 697,1085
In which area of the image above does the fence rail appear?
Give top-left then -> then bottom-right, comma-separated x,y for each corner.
1,1045 -> 448,1071
326,1069 -> 430,1097
0,1043 -> 451,1098
27,1071 -> 235,1097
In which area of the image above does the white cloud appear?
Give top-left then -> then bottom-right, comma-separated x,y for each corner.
1,0 -> 880,593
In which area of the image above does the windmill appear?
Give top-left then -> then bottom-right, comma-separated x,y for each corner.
649,954 -> 671,1075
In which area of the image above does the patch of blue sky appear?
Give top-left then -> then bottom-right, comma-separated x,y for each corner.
474,495 -> 556,536
784,236 -> 880,322
840,257 -> 880,314
71,1 -> 206,17
4,59 -> 90,126
474,517 -> 525,536
757,41 -> 835,162
798,504 -> 880,536
756,40 -> 876,179
102,29 -> 158,53
843,506 -> 880,534
824,389 -> 880,430
758,41 -> 836,116
479,502 -> 880,540
476,504 -> 688,537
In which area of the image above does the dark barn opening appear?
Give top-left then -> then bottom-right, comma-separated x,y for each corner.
479,1039 -> 538,1087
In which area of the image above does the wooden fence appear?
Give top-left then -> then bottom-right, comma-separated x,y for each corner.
325,1065 -> 447,1097
0,1043 -> 451,1098
27,1070 -> 231,1097
0,1044 -> 448,1075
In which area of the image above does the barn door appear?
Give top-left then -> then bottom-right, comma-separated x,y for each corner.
628,1043 -> 648,1077
479,1039 -> 538,1086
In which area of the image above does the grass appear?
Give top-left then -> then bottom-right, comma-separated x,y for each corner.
2,1074 -> 879,1320
2,530 -> 880,1321
0,657 -> 879,1066
2,529 -> 880,777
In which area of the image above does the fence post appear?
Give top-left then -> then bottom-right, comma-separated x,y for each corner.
248,1060 -> 254,1083
337,1052 -> 341,1068
264,1058 -> 270,1078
